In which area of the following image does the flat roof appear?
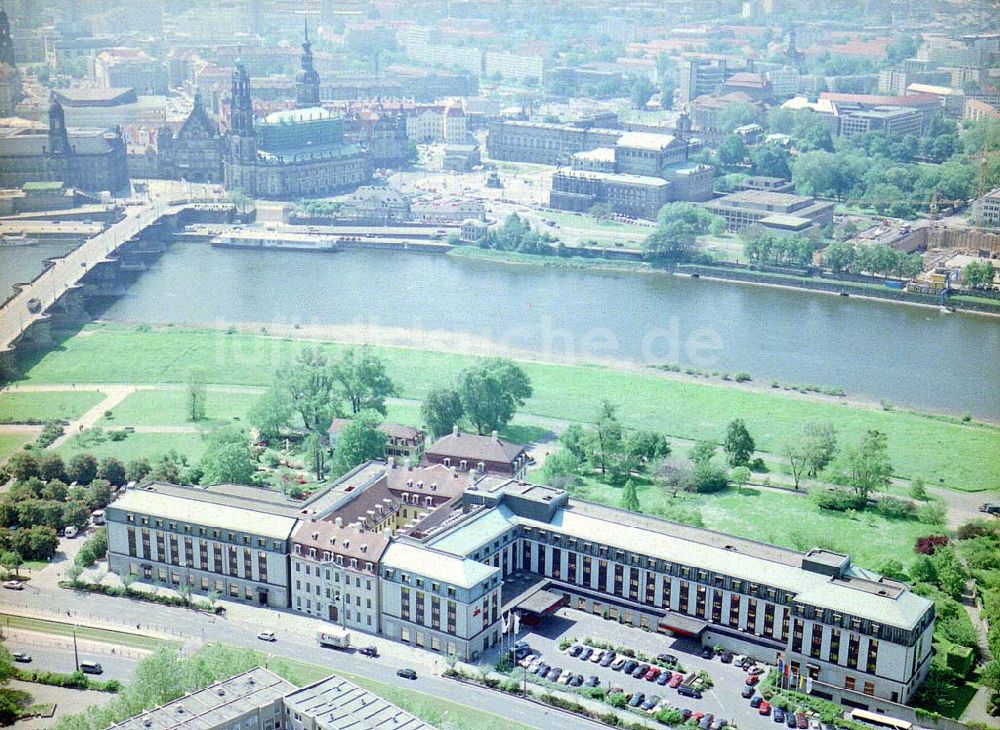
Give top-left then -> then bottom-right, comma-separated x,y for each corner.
616,130 -> 678,151
109,667 -> 294,729
382,540 -> 498,589
429,503 -> 516,555
554,168 -> 670,187
284,675 -> 432,729
109,484 -> 301,540
761,214 -> 814,229
517,501 -> 931,629
517,588 -> 565,616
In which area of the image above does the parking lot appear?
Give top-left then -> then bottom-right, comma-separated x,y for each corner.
501,607 -> 787,730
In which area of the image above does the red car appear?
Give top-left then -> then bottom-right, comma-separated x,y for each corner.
759,701 -> 771,716
668,673 -> 683,688
644,667 -> 661,681
692,713 -> 705,722
745,674 -> 760,686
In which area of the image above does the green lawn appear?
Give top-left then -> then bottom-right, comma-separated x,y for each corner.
562,478 -> 937,572
0,390 -> 105,424
56,430 -> 209,464
100,388 -> 260,428
13,324 -> 1000,492
0,613 -> 176,652
0,432 -> 32,462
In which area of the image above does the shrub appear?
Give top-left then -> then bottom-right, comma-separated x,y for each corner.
734,372 -> 752,382
875,496 -> 915,520
813,488 -> 866,511
915,535 -> 949,555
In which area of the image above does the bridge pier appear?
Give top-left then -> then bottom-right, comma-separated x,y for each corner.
19,317 -> 54,349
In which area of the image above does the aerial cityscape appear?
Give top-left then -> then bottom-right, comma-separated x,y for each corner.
0,1 -> 998,729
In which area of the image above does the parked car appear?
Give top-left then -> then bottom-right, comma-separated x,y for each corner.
759,701 -> 772,716
513,640 -> 530,651
12,652 -> 31,663
680,709 -> 693,721
396,668 -> 417,680
359,646 -> 378,657
80,661 -> 103,675
745,674 -> 760,686
589,649 -> 605,663
2,580 -> 24,590
751,695 -> 764,709
631,663 -> 650,678
774,708 -> 786,723
691,712 -> 705,723
608,686 -> 624,696
656,671 -> 672,686
668,673 -> 683,688
532,663 -> 549,675
699,713 -> 715,730
586,675 -> 600,687
645,667 -> 661,681
570,674 -> 584,687
741,684 -> 756,698
600,651 -> 616,667
621,659 -> 638,673
641,695 -> 660,712
257,631 -> 276,642
748,665 -> 766,676
557,672 -> 573,685
611,657 -> 627,671
785,711 -> 797,728
700,647 -> 714,659
721,652 -> 733,664
795,713 -> 808,729
519,655 -> 537,668
568,644 -> 583,657
546,667 -> 562,682
629,692 -> 646,708
579,647 -> 593,661
677,685 -> 702,699
657,653 -> 678,665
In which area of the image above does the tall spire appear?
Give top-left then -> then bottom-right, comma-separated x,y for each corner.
295,16 -> 321,108
230,55 -> 254,136
48,93 -> 70,155
0,7 -> 16,68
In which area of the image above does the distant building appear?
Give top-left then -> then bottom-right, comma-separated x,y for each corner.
839,106 -> 923,137
222,26 -> 372,199
484,50 -> 550,82
765,66 -> 801,99
964,98 -> 1000,122
486,120 -> 622,166
705,190 -> 834,233
550,168 -> 672,219
443,143 -> 481,171
878,67 -> 910,96
94,48 -> 167,94
679,57 -> 728,106
980,189 -> 1000,228
906,83 -> 965,117
405,103 -> 467,144
722,72 -> 773,101
0,97 -> 129,194
328,419 -> 426,464
155,92 -> 224,183
423,428 -> 529,479
0,9 -> 21,117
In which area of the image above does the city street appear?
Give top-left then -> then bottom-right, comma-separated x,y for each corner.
2,640 -> 139,682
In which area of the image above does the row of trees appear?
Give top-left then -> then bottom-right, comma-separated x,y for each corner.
741,231 -> 818,268
7,451 -> 126,488
822,241 -> 924,279
963,260 -> 997,289
477,213 -> 558,255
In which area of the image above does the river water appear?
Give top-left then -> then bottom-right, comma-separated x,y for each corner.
75,241 -> 998,419
0,241 -> 80,304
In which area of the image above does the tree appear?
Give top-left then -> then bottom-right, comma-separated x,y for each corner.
0,551 -> 22,579
750,144 -> 791,179
249,386 -> 295,441
98,457 -> 127,487
542,449 -> 581,484
909,477 -> 928,501
457,358 -> 533,435
823,241 -> 855,273
331,411 -> 387,475
8,451 -> 40,482
126,457 -> 152,483
621,480 -> 641,512
560,424 -> 590,463
200,428 -> 256,486
691,463 -> 728,493
149,451 -> 185,484
785,443 -> 808,490
630,77 -> 655,109
643,203 -> 723,260
421,386 -> 465,439
717,102 -> 758,134
67,453 -> 98,485
963,260 -> 996,289
302,432 -> 326,481
591,400 -> 624,477
87,479 -> 113,510
625,430 -> 670,464
689,440 -> 716,466
730,465 -> 751,490
331,347 -> 397,416
845,429 -> 892,502
718,135 -> 748,166
40,453 -> 67,482
801,421 -> 838,477
279,347 -> 340,432
186,368 -> 208,422
723,419 -> 755,467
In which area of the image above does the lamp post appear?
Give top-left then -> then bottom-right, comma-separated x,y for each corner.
73,624 -> 80,672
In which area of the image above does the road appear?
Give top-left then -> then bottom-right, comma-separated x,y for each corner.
4,579 -> 602,730
3,641 -> 139,682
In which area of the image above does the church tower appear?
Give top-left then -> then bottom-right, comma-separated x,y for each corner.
295,19 -> 321,108
0,8 -> 15,68
47,95 -> 70,155
224,56 -> 258,194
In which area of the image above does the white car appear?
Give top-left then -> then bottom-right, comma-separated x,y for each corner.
257,631 -> 276,642
589,649 -> 605,663
2,580 -> 24,590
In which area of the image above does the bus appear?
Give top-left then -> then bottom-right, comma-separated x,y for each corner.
849,708 -> 913,730
91,510 -> 106,526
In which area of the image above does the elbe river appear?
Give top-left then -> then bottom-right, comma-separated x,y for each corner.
4,241 -> 999,419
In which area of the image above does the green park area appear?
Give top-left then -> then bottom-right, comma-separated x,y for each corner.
0,432 -> 33,462
55,430 -> 210,464
0,390 -> 105,424
0,613 -> 174,653
11,323 -> 1000,492
98,388 -> 259,428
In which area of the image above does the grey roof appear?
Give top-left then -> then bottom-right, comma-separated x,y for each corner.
425,431 -> 526,464
109,667 -> 294,729
382,539 -> 498,589
284,675 -> 433,730
0,128 -> 117,157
